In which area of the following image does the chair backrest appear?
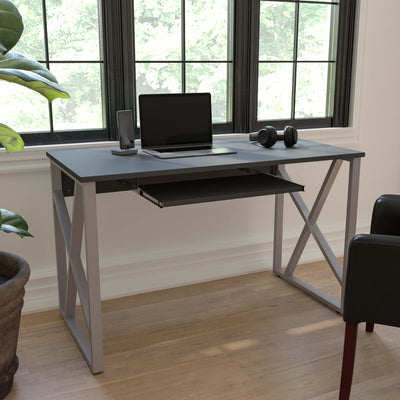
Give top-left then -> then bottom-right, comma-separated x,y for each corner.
370,194 -> 400,235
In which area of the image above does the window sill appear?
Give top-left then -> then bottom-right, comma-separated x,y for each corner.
0,127 -> 360,175
0,141 -> 118,174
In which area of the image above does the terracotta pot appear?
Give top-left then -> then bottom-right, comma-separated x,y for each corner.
0,251 -> 30,399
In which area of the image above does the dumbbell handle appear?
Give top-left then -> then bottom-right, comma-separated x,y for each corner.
249,132 -> 259,141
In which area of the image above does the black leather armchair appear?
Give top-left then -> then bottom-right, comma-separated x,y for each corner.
339,194 -> 400,399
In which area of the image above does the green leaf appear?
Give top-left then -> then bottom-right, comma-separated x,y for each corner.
0,123 -> 23,152
0,209 -> 32,238
0,0 -> 23,55
0,52 -> 70,102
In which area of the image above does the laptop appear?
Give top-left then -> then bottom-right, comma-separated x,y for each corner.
139,93 -> 236,159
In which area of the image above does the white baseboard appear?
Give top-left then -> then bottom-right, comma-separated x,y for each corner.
23,223 -> 370,314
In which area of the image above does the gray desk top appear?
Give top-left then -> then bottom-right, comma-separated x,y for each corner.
46,139 -> 365,183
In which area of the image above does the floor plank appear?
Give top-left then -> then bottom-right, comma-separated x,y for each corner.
7,261 -> 400,399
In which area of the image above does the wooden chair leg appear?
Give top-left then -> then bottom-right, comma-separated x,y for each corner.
366,322 -> 374,332
339,322 -> 358,400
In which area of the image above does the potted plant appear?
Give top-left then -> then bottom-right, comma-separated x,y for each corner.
0,0 -> 69,397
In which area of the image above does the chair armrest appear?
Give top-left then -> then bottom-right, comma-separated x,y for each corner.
371,194 -> 400,235
343,233 -> 400,326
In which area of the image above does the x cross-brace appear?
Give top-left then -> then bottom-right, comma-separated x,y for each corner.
51,163 -> 104,373
272,157 -> 361,313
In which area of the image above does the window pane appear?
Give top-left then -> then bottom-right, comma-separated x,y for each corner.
136,63 -> 182,97
46,0 -> 101,61
258,63 -> 293,121
298,3 -> 337,61
259,1 -> 295,61
0,81 -> 49,132
134,0 -> 181,61
6,0 -> 104,136
296,63 -> 329,118
50,63 -> 104,130
186,0 -> 231,61
12,0 -> 46,61
186,63 -> 231,123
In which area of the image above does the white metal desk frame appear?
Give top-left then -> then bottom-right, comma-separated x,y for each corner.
49,153 -> 361,374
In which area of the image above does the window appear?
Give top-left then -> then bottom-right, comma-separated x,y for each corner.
133,0 -> 234,126
257,1 -> 338,123
7,0 -> 107,145
2,0 -> 356,146
250,0 -> 355,131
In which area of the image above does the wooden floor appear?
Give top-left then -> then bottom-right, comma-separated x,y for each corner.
8,261 -> 400,400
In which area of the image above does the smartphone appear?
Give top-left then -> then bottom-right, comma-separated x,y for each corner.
116,110 -> 135,149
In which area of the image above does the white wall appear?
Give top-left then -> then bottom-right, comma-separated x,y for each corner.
1,0 -> 399,313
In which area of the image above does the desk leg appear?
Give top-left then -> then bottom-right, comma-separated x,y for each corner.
273,193 -> 284,275
81,182 -> 104,372
274,159 -> 360,312
50,164 -> 104,373
51,164 -> 68,312
341,157 -> 361,312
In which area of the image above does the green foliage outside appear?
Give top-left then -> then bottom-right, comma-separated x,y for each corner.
134,0 -> 232,123
135,0 -> 337,123
3,0 -> 101,134
258,2 -> 337,120
2,0 -> 338,135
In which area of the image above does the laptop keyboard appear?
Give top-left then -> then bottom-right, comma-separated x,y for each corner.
156,145 -> 213,153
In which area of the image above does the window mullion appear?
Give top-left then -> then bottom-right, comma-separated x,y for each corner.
41,0 -> 54,133
234,0 -> 259,133
121,0 -> 135,119
291,0 -> 300,122
102,0 -> 126,140
181,0 -> 186,93
326,4 -> 340,118
226,0 -> 234,124
248,0 -> 260,132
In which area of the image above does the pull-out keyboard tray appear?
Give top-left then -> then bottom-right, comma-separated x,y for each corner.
138,172 -> 304,208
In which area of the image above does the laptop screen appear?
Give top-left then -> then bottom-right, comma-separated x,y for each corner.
139,93 -> 212,148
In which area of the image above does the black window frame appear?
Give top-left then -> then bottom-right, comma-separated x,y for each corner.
19,0 -> 357,147
241,0 -> 357,132
19,0 -> 109,147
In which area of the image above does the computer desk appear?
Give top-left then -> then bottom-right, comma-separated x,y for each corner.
46,138 -> 364,373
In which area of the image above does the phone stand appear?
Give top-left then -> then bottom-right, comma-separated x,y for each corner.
111,148 -> 138,156
111,110 -> 138,156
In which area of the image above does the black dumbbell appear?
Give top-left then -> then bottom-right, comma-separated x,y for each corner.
249,125 -> 298,148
